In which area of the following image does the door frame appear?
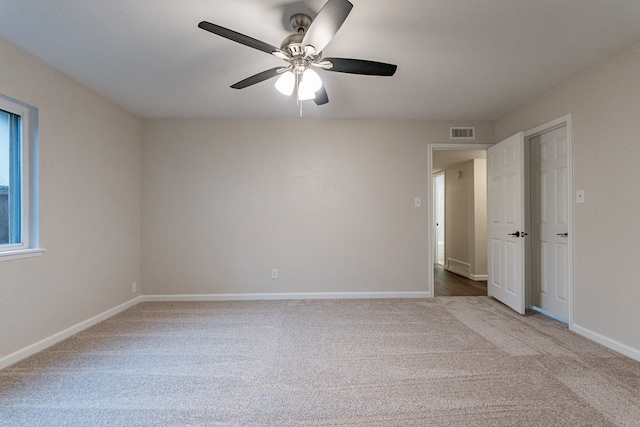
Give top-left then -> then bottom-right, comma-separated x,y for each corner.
523,114 -> 574,327
427,143 -> 492,297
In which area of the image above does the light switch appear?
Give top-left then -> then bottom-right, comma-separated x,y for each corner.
576,190 -> 585,204
414,198 -> 422,208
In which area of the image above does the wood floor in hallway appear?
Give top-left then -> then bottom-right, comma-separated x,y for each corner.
434,264 -> 487,297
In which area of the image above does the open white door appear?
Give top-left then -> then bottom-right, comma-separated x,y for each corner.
487,132 -> 526,314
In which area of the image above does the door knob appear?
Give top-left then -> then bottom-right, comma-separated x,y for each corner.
508,231 -> 520,237
557,233 -> 568,237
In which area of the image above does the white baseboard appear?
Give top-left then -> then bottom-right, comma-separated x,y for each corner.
445,270 -> 487,282
571,323 -> 640,362
446,258 -> 470,277
445,259 -> 487,282
0,296 -> 142,370
142,291 -> 432,302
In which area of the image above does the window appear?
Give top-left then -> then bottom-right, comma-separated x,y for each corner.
0,94 -> 42,261
1,109 -> 21,246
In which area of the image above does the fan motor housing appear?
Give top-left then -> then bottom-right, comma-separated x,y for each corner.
290,13 -> 312,33
281,14 -> 320,60
280,33 -> 304,51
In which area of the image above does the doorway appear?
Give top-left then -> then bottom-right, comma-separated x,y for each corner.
428,144 -> 492,297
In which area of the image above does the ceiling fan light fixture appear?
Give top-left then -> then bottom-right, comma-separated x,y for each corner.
298,68 -> 322,101
301,68 -> 322,92
199,0 -> 397,111
297,82 -> 316,101
275,71 -> 295,96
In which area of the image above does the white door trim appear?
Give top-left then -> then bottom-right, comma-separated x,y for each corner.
523,114 -> 574,328
427,143 -> 493,298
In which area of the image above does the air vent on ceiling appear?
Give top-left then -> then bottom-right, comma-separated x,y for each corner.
450,127 -> 475,140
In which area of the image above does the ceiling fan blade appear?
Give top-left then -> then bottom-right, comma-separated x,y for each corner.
231,67 -> 286,89
314,86 -> 329,105
301,0 -> 353,54
198,21 -> 283,56
320,58 -> 397,76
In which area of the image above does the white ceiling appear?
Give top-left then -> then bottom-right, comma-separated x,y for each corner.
2,0 -> 640,120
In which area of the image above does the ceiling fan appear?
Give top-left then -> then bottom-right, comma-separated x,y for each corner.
198,0 -> 397,111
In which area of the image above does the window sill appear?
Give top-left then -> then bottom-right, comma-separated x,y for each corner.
0,248 -> 46,262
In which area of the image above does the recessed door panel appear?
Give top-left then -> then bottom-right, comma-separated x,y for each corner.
556,167 -> 568,225
539,241 -> 548,294
556,242 -> 568,302
490,238 -> 502,288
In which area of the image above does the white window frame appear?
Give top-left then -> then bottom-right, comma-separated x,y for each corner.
0,94 -> 43,261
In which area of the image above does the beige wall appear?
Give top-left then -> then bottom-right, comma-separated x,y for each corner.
0,39 -> 142,361
141,119 -> 494,296
444,159 -> 487,278
473,159 -> 487,276
496,41 -> 640,352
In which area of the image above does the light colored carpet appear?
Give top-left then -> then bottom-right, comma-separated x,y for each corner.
1,297 -> 639,426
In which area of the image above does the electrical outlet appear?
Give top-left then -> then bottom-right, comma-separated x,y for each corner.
414,198 -> 422,208
271,269 -> 278,279
132,282 -> 137,294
